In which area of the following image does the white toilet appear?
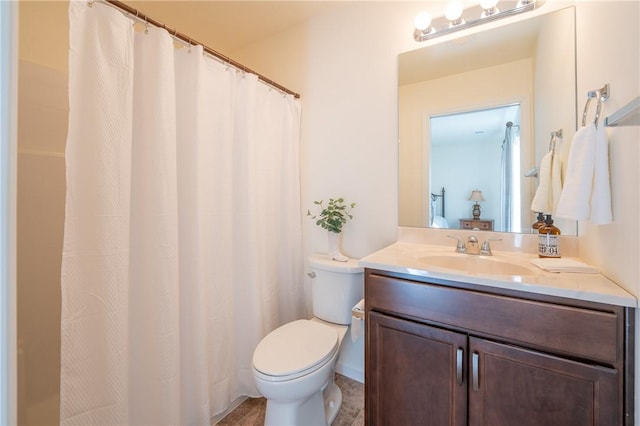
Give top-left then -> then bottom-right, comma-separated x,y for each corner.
252,254 -> 364,426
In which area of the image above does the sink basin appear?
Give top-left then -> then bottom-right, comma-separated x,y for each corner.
418,255 -> 534,276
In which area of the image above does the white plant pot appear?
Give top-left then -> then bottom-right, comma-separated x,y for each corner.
328,231 -> 348,262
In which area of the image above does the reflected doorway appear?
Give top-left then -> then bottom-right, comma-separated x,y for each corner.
429,104 -> 521,232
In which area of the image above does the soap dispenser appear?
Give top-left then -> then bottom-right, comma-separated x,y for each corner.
538,214 -> 561,258
531,212 -> 545,234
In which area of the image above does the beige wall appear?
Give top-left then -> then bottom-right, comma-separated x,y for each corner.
17,2 -> 67,424
19,1 -> 68,72
533,5 -> 576,165
16,0 -> 640,421
17,47 -> 66,426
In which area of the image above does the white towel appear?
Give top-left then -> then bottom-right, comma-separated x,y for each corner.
590,123 -> 612,224
550,141 -> 563,212
530,143 -> 564,214
530,150 -> 552,213
555,124 -> 597,221
530,258 -> 599,274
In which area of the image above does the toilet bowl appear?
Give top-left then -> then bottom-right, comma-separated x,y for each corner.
253,319 -> 348,425
252,255 -> 363,426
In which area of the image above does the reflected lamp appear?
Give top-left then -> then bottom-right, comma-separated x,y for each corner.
468,189 -> 485,219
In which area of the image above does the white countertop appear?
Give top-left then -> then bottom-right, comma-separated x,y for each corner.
359,242 -> 637,308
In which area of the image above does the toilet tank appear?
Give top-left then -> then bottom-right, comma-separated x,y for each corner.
309,254 -> 364,325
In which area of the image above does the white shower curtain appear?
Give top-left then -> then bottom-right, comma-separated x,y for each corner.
61,2 -> 304,424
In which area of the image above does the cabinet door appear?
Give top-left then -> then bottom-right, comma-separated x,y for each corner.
367,312 -> 467,426
468,337 -> 620,426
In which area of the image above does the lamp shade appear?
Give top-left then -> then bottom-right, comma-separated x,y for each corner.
468,190 -> 485,202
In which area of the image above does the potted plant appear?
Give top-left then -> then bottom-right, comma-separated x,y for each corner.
307,197 -> 356,261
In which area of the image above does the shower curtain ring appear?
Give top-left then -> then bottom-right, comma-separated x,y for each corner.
188,38 -> 192,54
87,0 -> 95,8
144,17 -> 149,34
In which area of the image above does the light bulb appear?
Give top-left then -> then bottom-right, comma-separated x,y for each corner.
480,0 -> 499,9
480,0 -> 499,17
414,11 -> 432,31
445,1 -> 464,25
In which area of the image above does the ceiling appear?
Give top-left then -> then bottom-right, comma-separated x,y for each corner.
125,1 -> 343,56
431,104 -> 521,146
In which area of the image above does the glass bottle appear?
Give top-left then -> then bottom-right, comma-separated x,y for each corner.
531,212 -> 545,234
538,214 -> 561,258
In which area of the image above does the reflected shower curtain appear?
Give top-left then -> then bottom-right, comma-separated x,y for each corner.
500,122 -> 521,232
61,2 -> 304,424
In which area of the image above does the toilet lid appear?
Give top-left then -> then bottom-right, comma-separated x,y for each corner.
253,319 -> 338,378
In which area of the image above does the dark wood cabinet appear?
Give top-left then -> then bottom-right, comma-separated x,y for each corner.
469,337 -> 619,426
368,312 -> 467,426
365,269 -> 634,426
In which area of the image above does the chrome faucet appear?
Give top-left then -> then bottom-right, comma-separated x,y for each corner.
480,237 -> 502,256
447,235 -> 466,253
466,236 -> 480,255
447,235 -> 501,256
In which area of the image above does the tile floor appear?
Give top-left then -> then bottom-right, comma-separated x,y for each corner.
216,374 -> 364,425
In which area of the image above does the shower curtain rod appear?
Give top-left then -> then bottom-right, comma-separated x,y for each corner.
98,0 -> 301,99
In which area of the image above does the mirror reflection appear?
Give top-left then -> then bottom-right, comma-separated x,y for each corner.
398,6 -> 577,235
430,104 -> 521,232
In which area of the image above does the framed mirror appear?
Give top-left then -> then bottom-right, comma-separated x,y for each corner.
398,6 -> 577,235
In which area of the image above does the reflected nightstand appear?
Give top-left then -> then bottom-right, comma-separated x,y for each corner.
459,218 -> 494,231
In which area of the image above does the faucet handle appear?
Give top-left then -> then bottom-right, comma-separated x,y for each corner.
480,237 -> 502,256
447,234 -> 466,253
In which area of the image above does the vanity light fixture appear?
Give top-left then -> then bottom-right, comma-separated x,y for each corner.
414,0 -> 538,42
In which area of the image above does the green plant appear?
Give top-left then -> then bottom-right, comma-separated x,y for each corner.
307,197 -> 356,234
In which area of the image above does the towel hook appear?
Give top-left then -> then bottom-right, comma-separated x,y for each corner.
581,84 -> 610,127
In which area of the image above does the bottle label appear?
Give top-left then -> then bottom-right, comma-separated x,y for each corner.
538,234 -> 560,257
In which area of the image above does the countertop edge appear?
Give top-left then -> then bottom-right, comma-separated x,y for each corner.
359,243 -> 637,308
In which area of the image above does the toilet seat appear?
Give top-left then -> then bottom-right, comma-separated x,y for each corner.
253,319 -> 338,382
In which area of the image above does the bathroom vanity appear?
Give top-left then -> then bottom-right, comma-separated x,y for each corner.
360,238 -> 636,426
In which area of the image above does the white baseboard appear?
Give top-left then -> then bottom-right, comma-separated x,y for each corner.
210,396 -> 248,425
335,361 -> 364,384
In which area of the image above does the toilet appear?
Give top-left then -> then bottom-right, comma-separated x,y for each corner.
252,254 -> 364,426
